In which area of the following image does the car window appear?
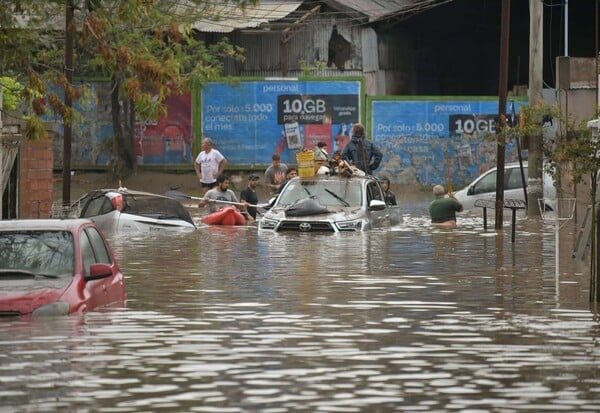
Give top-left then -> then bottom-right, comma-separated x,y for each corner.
80,231 -> 95,276
81,195 -> 113,218
277,180 -> 362,207
0,231 -> 74,276
85,228 -> 111,265
367,182 -> 384,203
506,167 -> 527,190
472,170 -> 497,195
122,195 -> 194,224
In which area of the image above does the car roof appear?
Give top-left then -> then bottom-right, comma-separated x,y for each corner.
486,161 -> 528,172
90,188 -> 172,198
0,219 -> 94,231
290,175 -> 379,184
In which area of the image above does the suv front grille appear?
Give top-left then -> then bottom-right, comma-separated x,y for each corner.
277,221 -> 335,232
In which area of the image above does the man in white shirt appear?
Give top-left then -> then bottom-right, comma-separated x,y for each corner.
194,137 -> 227,194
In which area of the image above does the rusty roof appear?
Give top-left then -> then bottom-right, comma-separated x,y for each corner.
189,0 -> 303,33
318,0 -> 453,23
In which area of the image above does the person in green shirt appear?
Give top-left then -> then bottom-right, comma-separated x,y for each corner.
429,184 -> 463,228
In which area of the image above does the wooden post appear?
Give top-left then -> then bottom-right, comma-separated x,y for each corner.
495,0 -> 510,230
62,1 -> 75,204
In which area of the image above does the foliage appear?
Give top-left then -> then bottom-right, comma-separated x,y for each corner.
299,59 -> 328,76
0,77 -> 23,110
22,115 -> 46,141
516,102 -> 560,178
0,0 -> 255,177
554,125 -> 599,186
550,116 -> 600,302
518,101 -> 560,143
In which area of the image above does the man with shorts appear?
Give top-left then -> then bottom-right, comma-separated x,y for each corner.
194,137 -> 227,194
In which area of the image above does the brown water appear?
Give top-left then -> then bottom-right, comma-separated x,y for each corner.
1,198 -> 599,412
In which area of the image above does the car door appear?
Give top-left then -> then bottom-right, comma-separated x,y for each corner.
80,194 -> 118,232
504,166 -> 528,202
79,227 -> 124,310
467,165 -> 528,205
366,181 -> 388,228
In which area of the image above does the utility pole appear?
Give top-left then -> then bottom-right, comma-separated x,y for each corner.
528,0 -> 544,216
495,0 -> 510,230
62,1 -> 74,204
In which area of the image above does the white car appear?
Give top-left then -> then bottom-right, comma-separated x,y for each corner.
72,188 -> 196,233
453,162 -> 556,212
259,175 -> 400,232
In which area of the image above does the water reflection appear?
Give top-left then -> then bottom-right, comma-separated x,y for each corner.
0,200 -> 599,412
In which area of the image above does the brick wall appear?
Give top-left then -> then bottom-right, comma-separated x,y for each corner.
19,138 -> 53,218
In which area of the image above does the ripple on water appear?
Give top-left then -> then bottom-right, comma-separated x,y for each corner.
0,200 -> 597,412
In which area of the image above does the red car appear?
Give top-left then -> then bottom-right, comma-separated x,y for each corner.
0,219 -> 126,318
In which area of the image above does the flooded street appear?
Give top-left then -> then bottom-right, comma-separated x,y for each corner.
1,198 -> 599,412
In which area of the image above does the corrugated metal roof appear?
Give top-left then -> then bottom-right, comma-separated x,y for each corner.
320,0 -> 453,23
188,0 -> 303,33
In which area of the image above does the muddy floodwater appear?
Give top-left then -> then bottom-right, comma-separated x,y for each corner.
1,196 -> 599,412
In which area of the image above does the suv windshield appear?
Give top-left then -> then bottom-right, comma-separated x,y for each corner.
278,180 -> 362,207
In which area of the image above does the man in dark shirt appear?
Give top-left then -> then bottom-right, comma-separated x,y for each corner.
380,177 -> 397,206
240,174 -> 260,221
429,184 -> 463,228
341,123 -> 382,175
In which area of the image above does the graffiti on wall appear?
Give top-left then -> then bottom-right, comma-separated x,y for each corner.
51,83 -> 192,167
371,98 -> 525,186
134,93 -> 192,165
51,82 -> 114,167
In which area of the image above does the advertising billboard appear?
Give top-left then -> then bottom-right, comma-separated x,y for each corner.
370,98 -> 525,186
200,80 -> 362,165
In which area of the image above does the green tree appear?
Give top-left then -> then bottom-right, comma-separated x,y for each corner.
554,122 -> 600,304
0,0 -> 255,178
0,77 -> 23,110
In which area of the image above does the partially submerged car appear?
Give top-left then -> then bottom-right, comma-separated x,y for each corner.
0,219 -> 126,318
454,162 -> 556,212
72,188 -> 196,233
259,175 -> 400,232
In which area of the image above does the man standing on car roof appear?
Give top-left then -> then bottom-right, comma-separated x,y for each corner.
341,123 -> 382,175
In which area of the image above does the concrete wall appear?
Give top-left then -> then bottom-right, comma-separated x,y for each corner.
554,58 -> 597,228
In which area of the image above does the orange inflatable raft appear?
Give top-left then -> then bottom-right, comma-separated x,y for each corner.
201,206 -> 246,226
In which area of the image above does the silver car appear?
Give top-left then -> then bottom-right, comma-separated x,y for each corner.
453,161 -> 556,212
73,188 -> 196,233
259,175 -> 400,232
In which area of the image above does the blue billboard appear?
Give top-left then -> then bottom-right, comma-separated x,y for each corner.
370,98 -> 525,186
200,80 -> 362,165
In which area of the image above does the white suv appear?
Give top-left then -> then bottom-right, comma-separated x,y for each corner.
453,162 -> 556,212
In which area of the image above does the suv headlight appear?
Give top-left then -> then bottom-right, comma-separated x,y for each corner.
336,220 -> 362,231
260,218 -> 279,230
